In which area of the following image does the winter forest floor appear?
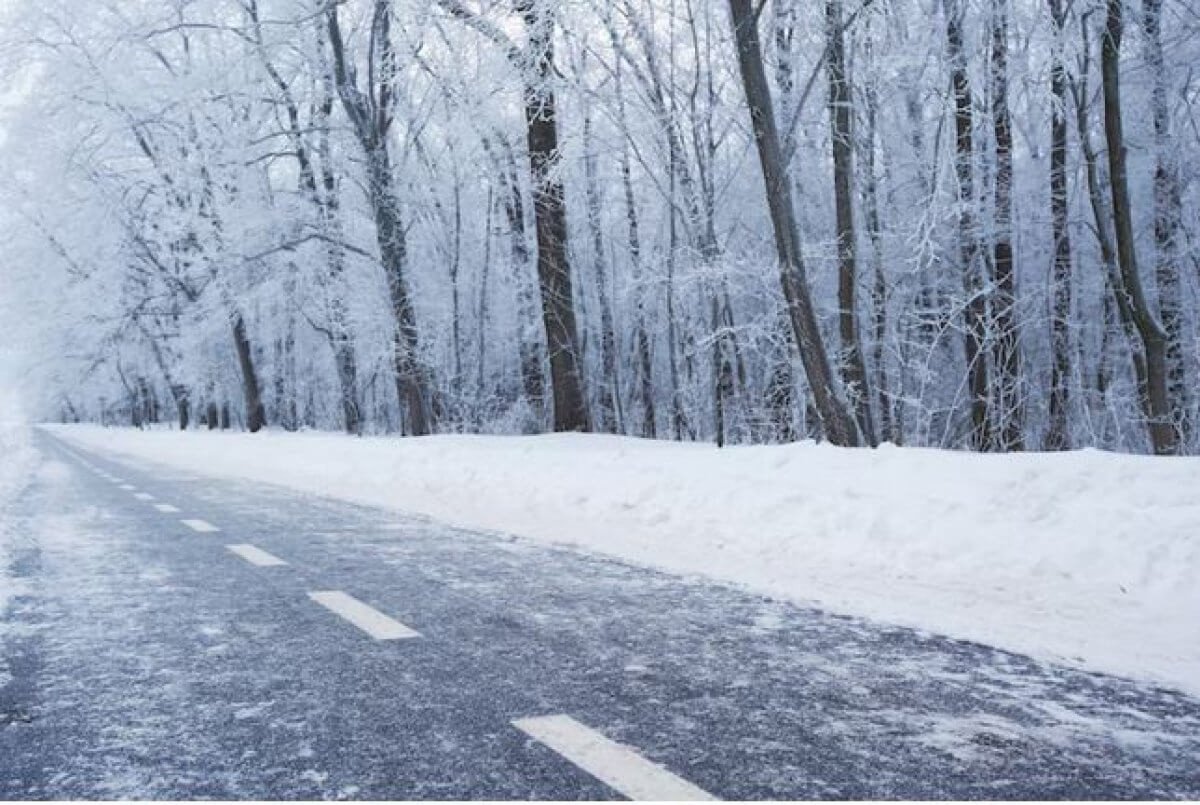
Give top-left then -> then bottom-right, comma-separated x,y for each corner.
38,423 -> 1200,699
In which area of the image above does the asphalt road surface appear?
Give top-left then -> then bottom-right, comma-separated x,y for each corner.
2,430 -> 1198,799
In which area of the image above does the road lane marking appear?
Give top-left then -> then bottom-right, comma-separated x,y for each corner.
154,504 -> 181,513
307,591 -> 420,640
227,544 -> 287,567
180,519 -> 220,533
512,715 -> 715,801
119,484 -> 136,491
134,492 -> 155,501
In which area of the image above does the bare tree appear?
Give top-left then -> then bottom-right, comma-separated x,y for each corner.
1142,0 -> 1190,442
990,0 -> 1023,450
944,0 -> 993,450
327,0 -> 433,435
728,0 -> 860,447
1044,0 -> 1073,450
435,0 -> 589,432
826,0 -> 876,445
1100,0 -> 1176,454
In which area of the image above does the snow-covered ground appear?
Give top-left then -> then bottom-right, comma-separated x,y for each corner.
48,425 -> 1200,696
0,395 -> 39,617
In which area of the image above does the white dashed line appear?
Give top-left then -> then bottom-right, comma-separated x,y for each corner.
180,519 -> 220,533
512,715 -> 715,801
134,492 -> 155,501
307,591 -> 420,640
154,504 -> 181,514
226,544 -> 288,567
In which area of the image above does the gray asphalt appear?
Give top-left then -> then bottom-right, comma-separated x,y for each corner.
1,429 -> 1198,799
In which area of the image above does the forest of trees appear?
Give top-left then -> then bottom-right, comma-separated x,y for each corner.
0,0 -> 1197,454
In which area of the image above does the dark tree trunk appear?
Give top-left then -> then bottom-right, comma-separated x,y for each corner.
1101,0 -> 1177,455
335,343 -> 360,436
476,188 -> 494,426
990,0 -> 1024,450
176,388 -> 190,431
728,0 -> 860,447
367,139 -> 431,437
826,0 -> 876,446
1071,17 -> 1150,442
861,36 -> 893,445
1045,0 -> 1073,451
944,0 -> 993,450
520,1 -> 589,432
327,0 -> 432,436
232,314 -> 266,433
1143,0 -> 1190,442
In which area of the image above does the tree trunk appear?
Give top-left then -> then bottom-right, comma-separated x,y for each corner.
826,0 -> 876,446
990,0 -> 1024,450
1143,0 -> 1190,442
367,153 -> 433,436
486,135 -> 546,422
232,314 -> 266,433
765,315 -> 798,443
318,99 -> 362,436
176,390 -> 190,431
944,0 -> 993,450
618,132 -> 657,439
140,323 -> 190,431
1044,0 -> 1073,451
1100,0 -> 1177,455
327,0 -> 432,436
253,0 -> 355,434
863,69 -> 892,444
520,1 -> 589,433
728,0 -> 860,447
476,188 -> 493,426
583,110 -> 621,433
1071,19 -> 1150,441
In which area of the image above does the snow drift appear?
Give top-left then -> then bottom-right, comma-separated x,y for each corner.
49,425 -> 1200,696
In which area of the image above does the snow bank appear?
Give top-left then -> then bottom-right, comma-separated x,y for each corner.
49,425 -> 1200,696
0,394 -> 39,614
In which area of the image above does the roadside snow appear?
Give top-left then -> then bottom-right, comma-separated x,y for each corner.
0,397 -> 39,616
49,425 -> 1200,696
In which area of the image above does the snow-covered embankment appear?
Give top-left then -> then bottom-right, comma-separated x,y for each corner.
49,424 -> 1200,696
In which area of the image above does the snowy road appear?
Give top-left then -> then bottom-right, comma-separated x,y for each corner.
2,431 -> 1199,799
